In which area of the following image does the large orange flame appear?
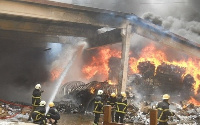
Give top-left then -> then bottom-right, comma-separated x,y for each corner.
129,42 -> 200,95
82,47 -> 121,80
82,42 -> 200,105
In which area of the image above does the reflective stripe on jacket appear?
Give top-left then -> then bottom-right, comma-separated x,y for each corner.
93,101 -> 103,114
156,100 -> 174,122
32,106 -> 46,122
115,96 -> 127,114
107,97 -> 117,107
32,89 -> 42,106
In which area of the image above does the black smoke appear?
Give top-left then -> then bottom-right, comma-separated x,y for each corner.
0,41 -> 50,103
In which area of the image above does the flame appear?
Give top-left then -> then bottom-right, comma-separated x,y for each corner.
129,43 -> 167,73
82,47 -> 121,79
108,80 -> 116,85
188,97 -> 200,106
90,87 -> 95,94
129,42 -> 200,95
50,68 -> 62,81
82,42 -> 200,105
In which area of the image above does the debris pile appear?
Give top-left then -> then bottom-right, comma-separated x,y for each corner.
124,98 -> 200,124
0,100 -> 31,122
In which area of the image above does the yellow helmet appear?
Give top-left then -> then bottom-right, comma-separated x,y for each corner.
111,92 -> 116,97
121,92 -> 126,97
162,94 -> 170,99
49,102 -> 55,107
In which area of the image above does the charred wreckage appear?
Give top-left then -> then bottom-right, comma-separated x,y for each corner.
50,61 -> 200,124
0,61 -> 199,124
0,56 -> 198,123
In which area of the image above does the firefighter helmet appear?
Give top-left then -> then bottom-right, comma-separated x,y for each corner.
162,94 -> 170,100
40,101 -> 46,106
49,102 -> 55,107
111,92 -> 116,97
35,84 -> 41,89
121,92 -> 126,97
97,90 -> 103,95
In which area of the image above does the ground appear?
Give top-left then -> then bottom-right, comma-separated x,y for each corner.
0,114 -> 98,125
58,114 -> 95,125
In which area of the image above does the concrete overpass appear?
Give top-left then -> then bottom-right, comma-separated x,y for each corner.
1,0 -> 200,92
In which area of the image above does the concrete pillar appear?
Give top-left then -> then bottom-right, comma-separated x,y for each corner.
118,24 -> 132,93
150,109 -> 157,125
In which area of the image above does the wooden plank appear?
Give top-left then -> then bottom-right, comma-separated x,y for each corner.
150,109 -> 157,125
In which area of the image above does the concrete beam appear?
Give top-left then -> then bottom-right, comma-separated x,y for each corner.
0,29 -> 59,44
87,29 -> 123,49
0,18 -> 100,38
131,21 -> 200,58
1,0 -> 200,59
0,0 -> 126,28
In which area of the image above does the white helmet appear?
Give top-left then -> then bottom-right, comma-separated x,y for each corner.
97,90 -> 103,95
35,84 -> 41,89
40,101 -> 46,106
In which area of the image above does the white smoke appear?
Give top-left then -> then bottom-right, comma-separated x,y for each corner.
42,36 -> 88,102
142,12 -> 200,44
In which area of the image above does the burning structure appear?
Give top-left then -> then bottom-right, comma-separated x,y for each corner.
0,0 -> 200,124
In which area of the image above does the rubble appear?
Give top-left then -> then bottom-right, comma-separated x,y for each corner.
123,99 -> 200,124
1,60 -> 200,124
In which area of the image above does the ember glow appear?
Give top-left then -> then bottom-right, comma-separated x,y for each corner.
82,47 -> 121,80
188,97 -> 200,106
108,80 -> 116,85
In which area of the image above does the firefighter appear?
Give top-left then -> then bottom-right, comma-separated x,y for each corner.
107,92 -> 117,122
115,92 -> 127,123
93,90 -> 104,125
46,102 -> 60,125
156,94 -> 175,125
28,84 -> 44,121
32,100 -> 47,125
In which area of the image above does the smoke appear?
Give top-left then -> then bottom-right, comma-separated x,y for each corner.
0,41 -> 49,103
42,37 -> 88,102
0,36 -> 88,103
130,12 -> 200,102
142,12 -> 200,44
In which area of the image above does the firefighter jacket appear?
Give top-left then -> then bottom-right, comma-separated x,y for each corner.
156,100 -> 174,123
32,89 -> 43,106
93,96 -> 103,114
115,97 -> 127,114
107,96 -> 117,107
46,107 -> 60,120
32,106 -> 46,122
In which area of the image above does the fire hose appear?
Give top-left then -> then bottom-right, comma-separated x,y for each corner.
0,99 -> 31,119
